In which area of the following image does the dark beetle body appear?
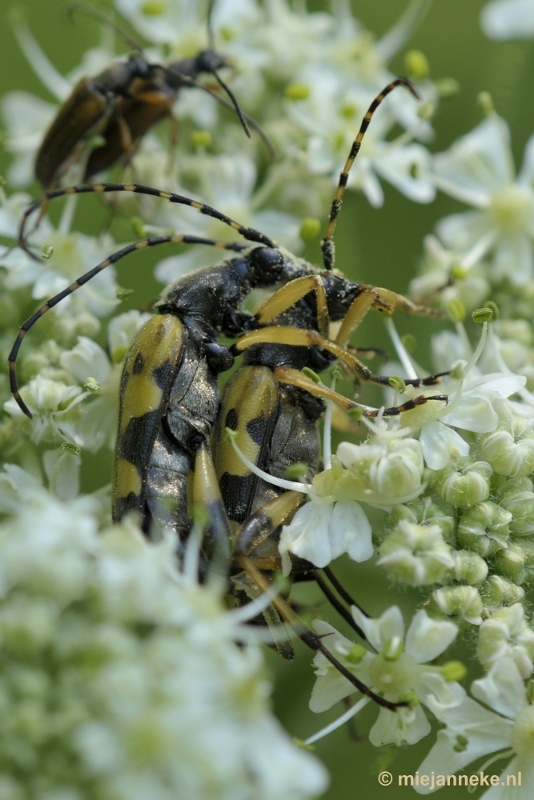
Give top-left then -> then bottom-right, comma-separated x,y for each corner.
35,50 -> 229,187
212,253 -> 364,564
111,247 -> 321,541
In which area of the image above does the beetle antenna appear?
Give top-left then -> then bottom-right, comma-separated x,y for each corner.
164,68 -> 274,155
18,183 -> 275,255
321,77 -> 420,271
211,70 -> 251,139
67,1 -> 143,53
9,232 -> 251,418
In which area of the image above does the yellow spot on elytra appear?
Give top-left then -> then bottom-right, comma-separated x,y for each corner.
213,366 -> 277,479
114,458 -> 142,499
119,315 -> 183,432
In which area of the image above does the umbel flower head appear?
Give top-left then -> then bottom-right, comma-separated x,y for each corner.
0,466 -> 327,800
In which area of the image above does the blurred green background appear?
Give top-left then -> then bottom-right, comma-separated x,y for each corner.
1,1 -> 533,797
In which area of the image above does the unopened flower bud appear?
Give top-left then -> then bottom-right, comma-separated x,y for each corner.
428,586 -> 483,626
335,437 -> 424,506
480,426 -> 534,479
346,644 -> 367,664
448,549 -> 488,585
431,461 -> 492,509
481,575 -> 525,612
497,478 -> 534,535
378,521 -> 453,586
405,49 -> 430,78
440,660 -> 467,682
285,83 -> 310,100
492,544 -> 525,584
477,604 -> 534,678
446,299 -> 465,323
457,501 -> 511,556
299,218 -> 321,241
387,500 -> 456,542
472,307 -> 493,323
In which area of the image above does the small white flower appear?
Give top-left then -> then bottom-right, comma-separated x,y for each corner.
278,496 -> 373,573
432,114 -> 534,285
309,608 -> 462,748
416,657 -> 534,798
481,0 -> 534,41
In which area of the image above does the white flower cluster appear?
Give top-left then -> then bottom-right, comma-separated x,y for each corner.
2,0 -> 534,797
0,466 -> 327,800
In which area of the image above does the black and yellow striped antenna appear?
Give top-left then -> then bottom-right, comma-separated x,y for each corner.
321,77 -> 420,271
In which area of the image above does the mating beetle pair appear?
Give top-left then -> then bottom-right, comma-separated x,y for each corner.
33,1 -> 265,188
9,79 -> 445,710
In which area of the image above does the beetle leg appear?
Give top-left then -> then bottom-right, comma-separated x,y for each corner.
238,556 -> 408,712
254,274 -> 329,337
193,443 -> 232,578
274,366 -> 448,418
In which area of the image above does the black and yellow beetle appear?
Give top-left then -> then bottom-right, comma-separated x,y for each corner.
9,78 -> 444,711
34,2 -> 263,188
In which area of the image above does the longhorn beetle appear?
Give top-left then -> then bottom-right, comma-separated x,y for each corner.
9,78 -> 444,712
34,1 -> 270,188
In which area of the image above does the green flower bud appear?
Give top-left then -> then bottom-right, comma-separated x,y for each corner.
398,690 -> 420,707
431,461 -> 492,509
497,478 -> 534,534
334,437 -> 424,505
457,501 -> 511,556
405,49 -> 430,78
60,442 -> 81,456
346,644 -> 368,664
479,427 -> 534,479
440,660 -> 467,683
449,549 -> 488,585
285,462 -> 309,480
477,604 -> 534,678
378,521 -> 454,586
481,575 -> 525,612
450,264 -> 469,280
299,218 -> 321,241
428,586 -> 483,626
389,376 -> 406,394
285,83 -> 310,100
492,544 -> 525,584
387,500 -> 456,543
446,299 -> 466,323
190,130 -> 212,149
472,307 -> 493,323
141,1 -> 165,14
